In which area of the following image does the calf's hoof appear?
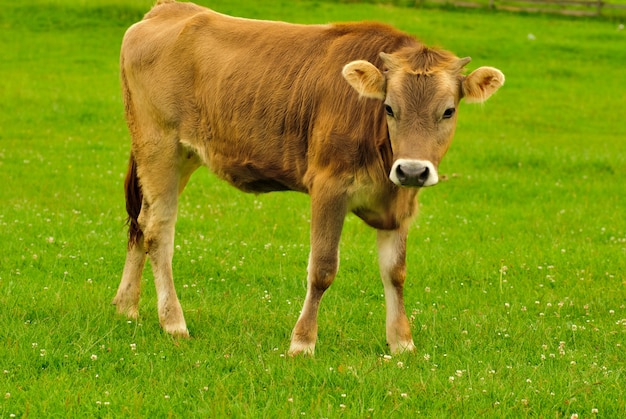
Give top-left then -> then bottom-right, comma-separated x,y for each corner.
288,340 -> 316,357
112,297 -> 139,320
389,340 -> 416,355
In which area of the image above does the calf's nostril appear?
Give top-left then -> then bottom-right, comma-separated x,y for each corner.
395,164 -> 408,182
418,166 -> 429,183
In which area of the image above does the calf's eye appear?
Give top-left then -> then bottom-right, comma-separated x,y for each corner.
442,108 -> 456,119
384,104 -> 394,117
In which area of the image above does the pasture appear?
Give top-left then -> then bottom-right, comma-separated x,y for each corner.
1,0 -> 625,416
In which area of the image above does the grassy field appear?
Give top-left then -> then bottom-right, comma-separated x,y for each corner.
417,0 -> 626,19
1,0 -> 625,417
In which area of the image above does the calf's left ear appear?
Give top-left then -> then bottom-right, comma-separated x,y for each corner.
462,67 -> 505,103
342,60 -> 386,100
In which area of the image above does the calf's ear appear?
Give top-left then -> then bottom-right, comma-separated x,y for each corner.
342,60 -> 385,100
462,67 -> 505,103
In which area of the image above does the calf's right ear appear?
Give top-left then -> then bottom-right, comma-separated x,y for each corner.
342,60 -> 385,100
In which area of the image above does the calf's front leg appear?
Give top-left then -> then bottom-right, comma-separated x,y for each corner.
288,185 -> 347,356
377,226 -> 416,354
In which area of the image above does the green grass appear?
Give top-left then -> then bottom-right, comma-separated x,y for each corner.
1,0 -> 625,417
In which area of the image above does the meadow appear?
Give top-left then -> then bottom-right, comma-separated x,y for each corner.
1,0 -> 625,417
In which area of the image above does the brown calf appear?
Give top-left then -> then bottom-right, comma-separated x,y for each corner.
112,0 -> 504,355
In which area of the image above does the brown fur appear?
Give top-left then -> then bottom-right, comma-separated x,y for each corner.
113,1 -> 504,354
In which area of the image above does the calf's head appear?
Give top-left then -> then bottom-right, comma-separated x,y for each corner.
343,47 -> 504,187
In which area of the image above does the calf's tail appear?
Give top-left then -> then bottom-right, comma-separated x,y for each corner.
124,152 -> 143,248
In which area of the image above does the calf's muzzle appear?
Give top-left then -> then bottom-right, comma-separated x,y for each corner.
389,159 -> 438,188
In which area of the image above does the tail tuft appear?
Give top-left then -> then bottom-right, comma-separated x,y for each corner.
125,153 -> 143,248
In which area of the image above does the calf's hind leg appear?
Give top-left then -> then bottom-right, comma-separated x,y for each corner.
114,136 -> 200,337
113,154 -> 147,319
112,237 -> 146,319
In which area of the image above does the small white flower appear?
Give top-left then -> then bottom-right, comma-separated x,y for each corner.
90,354 -> 98,361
